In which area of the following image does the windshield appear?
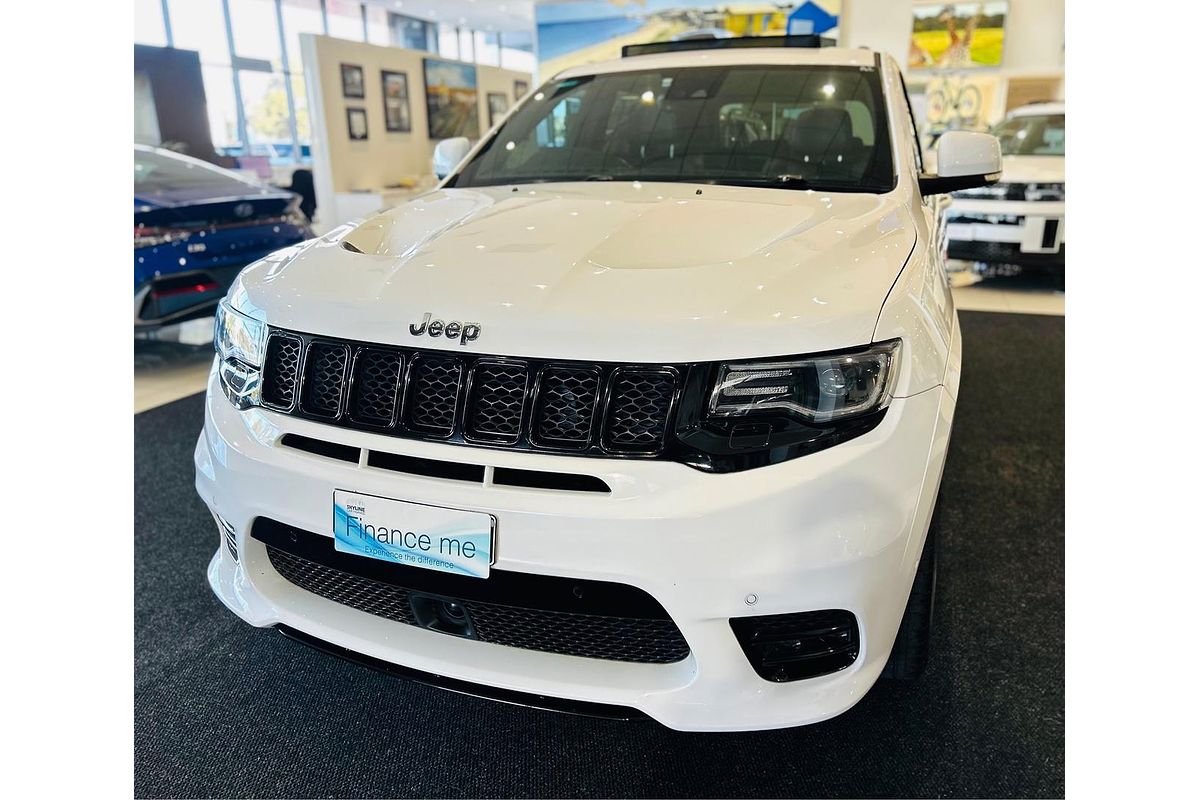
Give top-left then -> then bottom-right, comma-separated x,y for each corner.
992,113 -> 1065,156
134,147 -> 258,195
453,65 -> 895,193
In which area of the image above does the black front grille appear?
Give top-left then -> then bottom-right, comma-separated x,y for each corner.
257,520 -> 689,664
259,328 -> 681,458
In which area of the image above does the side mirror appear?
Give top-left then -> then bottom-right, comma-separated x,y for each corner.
919,131 -> 1002,196
432,137 -> 471,181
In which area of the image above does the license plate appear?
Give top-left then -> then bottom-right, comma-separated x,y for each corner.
333,490 -> 495,579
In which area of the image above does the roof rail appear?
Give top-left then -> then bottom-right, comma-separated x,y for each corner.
622,34 -> 836,58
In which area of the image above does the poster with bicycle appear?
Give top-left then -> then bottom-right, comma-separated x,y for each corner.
922,72 -> 1002,132
909,2 -> 1008,70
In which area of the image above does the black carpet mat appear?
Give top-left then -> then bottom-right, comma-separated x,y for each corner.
134,311 -> 1064,799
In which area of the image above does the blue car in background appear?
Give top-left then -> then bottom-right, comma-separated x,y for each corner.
134,144 -> 312,333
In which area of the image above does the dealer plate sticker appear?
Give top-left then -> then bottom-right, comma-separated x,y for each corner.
333,490 -> 495,579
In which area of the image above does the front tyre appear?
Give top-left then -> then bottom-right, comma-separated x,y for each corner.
881,500 -> 940,680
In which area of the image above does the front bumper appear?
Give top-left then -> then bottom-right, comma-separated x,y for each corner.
945,198 -> 1065,266
195,363 -> 954,731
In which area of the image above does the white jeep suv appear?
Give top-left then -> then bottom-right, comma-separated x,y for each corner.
196,37 -> 1001,732
945,102 -> 1065,276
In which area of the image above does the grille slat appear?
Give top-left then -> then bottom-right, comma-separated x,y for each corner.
266,544 -> 690,664
350,349 -> 403,425
603,370 -> 677,453
262,334 -> 302,409
259,330 -> 678,457
466,362 -> 528,442
406,356 -> 462,434
534,367 -> 601,448
301,342 -> 350,418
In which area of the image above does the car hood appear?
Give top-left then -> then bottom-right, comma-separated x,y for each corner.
134,184 -> 289,210
233,182 -> 916,363
998,154 -> 1064,183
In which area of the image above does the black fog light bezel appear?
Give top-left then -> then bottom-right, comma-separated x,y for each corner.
730,609 -> 860,682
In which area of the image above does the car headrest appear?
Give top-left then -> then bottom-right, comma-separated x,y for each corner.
783,108 -> 856,153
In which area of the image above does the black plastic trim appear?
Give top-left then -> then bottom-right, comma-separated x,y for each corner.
493,467 -> 610,494
730,609 -> 861,682
947,240 -> 1065,269
279,433 -> 359,463
276,624 -> 648,721
1041,219 -> 1059,249
622,34 -> 834,57
367,450 -> 485,483
919,171 -> 1002,196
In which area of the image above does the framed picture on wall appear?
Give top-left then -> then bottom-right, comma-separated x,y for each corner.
909,2 -> 1008,70
513,79 -> 529,100
341,63 -> 365,98
422,57 -> 480,139
381,70 -> 412,133
486,92 -> 509,128
346,107 -> 368,141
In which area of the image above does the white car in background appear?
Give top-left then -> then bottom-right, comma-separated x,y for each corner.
197,37 -> 1002,731
945,102 -> 1065,279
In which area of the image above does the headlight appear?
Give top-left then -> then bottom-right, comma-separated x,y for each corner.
214,299 -> 266,408
709,340 -> 900,423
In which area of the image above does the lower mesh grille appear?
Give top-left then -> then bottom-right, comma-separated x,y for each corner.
271,547 -> 417,624
265,540 -> 690,664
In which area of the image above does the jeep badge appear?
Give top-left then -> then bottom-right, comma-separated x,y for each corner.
409,312 -> 481,346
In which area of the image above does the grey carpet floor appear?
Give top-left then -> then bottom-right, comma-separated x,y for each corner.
134,310 -> 1064,799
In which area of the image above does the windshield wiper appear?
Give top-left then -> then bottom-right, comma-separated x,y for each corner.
461,175 -> 884,193
704,175 -> 880,193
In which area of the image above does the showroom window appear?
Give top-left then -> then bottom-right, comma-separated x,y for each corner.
134,0 -> 168,46
325,0 -> 365,42
138,1 -> 529,165
228,0 -> 282,66
391,13 -> 436,51
202,64 -> 241,148
365,5 -> 390,46
438,25 -> 460,60
281,0 -> 326,71
167,0 -> 230,66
